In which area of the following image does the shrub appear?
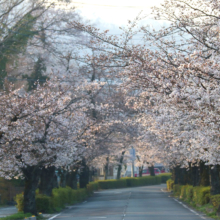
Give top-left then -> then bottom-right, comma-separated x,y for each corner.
97,179 -> 127,189
192,186 -> 210,205
159,173 -> 172,183
76,188 -> 87,202
166,179 -> 174,191
121,175 -> 161,188
87,182 -> 99,195
36,194 -> 52,213
173,184 -> 183,197
180,185 -> 188,199
211,194 -> 220,209
51,188 -> 66,211
14,193 -> 24,212
185,185 -> 194,202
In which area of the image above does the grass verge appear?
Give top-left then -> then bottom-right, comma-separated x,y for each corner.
0,212 -> 45,220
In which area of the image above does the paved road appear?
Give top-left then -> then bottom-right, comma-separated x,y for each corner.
52,184 -> 213,220
0,206 -> 17,218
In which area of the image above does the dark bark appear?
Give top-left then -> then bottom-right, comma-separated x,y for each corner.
191,165 -> 200,186
39,166 -> 58,196
66,169 -> 78,190
179,168 -> 187,185
210,165 -> 220,195
59,169 -> 67,187
104,157 -> 109,180
89,168 -> 93,182
79,158 -> 90,188
139,166 -> 143,177
117,151 -> 125,180
22,165 -> 41,215
149,165 -> 155,176
185,163 -> 192,185
173,166 -> 180,184
199,161 -> 210,186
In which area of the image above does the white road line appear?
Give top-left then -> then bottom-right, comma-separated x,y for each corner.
48,213 -> 61,220
160,188 -> 167,192
89,217 -> 107,219
173,198 -> 206,219
48,199 -> 87,220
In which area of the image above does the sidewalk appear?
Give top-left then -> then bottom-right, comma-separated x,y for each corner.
0,206 -> 17,218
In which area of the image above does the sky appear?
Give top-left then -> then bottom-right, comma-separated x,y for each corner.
68,0 -> 166,35
73,0 -> 164,24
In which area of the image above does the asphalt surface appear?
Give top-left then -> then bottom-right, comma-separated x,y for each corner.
0,206 -> 17,218
51,184 -> 213,220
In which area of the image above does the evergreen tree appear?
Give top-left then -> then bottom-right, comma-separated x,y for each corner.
23,56 -> 48,91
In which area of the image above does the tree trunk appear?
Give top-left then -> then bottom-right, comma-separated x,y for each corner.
117,151 -> 125,180
39,166 -> 58,196
199,161 -> 210,186
185,163 -> 192,185
139,166 -> 143,177
179,168 -> 187,185
22,165 -> 41,215
79,158 -> 90,188
210,165 -> 220,195
59,169 -> 67,187
104,157 -> 109,180
173,166 -> 180,184
66,169 -> 78,190
149,165 -> 155,176
191,165 -> 200,186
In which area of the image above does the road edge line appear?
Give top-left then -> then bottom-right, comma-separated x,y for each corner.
173,198 -> 206,219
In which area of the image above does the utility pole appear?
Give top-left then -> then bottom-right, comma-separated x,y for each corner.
130,147 -> 135,177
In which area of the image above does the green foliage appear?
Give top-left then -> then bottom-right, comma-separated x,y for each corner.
97,179 -> 127,189
86,182 -> 99,195
51,187 -> 68,211
173,184 -> 210,206
192,186 -> 210,205
22,56 -> 48,91
14,193 -> 24,212
180,185 -> 188,199
0,212 -> 32,220
166,179 -> 174,191
185,185 -> 194,202
36,194 -> 52,213
16,187 -> 89,213
160,173 -> 172,183
211,194 -> 220,209
98,175 -> 163,189
0,13 -> 38,88
173,184 -> 184,197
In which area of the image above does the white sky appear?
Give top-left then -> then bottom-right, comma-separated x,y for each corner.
71,0 -> 165,31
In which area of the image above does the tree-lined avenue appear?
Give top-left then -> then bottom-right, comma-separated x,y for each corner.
52,184 -> 212,220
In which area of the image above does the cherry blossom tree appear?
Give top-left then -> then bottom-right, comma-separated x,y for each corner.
72,0 -> 220,193
0,72 -> 103,213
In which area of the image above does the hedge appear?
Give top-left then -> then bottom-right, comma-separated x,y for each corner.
210,194 -> 220,209
166,179 -> 174,191
97,179 -> 127,189
97,174 -> 171,189
166,180 -> 211,206
15,174 -> 170,213
192,186 -> 210,205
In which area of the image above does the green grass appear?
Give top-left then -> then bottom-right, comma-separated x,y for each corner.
177,195 -> 219,219
196,203 -> 218,219
0,212 -> 45,220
